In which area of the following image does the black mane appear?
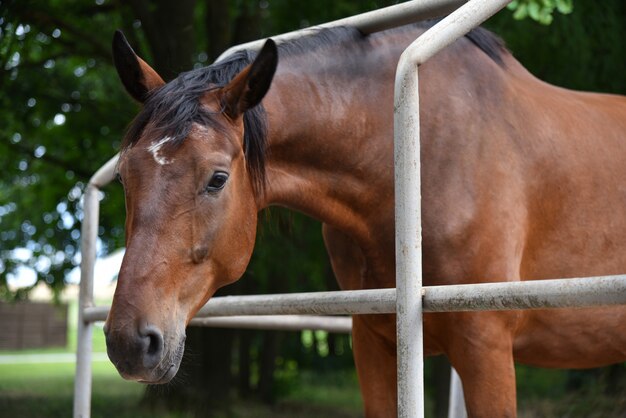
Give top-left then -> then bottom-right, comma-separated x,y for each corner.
464,26 -> 507,66
121,23 -> 506,192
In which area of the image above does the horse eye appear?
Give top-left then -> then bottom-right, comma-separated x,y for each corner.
116,172 -> 123,184
205,172 -> 229,193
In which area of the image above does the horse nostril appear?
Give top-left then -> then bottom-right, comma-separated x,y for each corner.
139,324 -> 164,368
146,331 -> 161,356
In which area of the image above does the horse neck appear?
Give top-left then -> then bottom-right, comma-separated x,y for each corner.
258,40 -> 404,243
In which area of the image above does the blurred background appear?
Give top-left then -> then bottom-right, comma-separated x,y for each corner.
1,0 -> 625,417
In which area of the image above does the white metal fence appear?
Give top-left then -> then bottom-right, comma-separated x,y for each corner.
73,1 -> 626,417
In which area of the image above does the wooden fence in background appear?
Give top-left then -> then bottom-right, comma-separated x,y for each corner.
0,301 -> 67,349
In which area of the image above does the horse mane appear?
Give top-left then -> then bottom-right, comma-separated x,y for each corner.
464,26 -> 507,66
276,21 -> 507,65
121,22 -> 506,193
120,27 -> 361,194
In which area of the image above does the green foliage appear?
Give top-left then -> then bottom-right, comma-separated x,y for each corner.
0,0 -> 129,299
508,0 -> 573,25
247,209 -> 330,294
488,0 -> 626,95
0,0 -> 397,301
0,358 -> 363,417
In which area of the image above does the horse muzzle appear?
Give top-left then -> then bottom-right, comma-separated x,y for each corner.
104,322 -> 185,384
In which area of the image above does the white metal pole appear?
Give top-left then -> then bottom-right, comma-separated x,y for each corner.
194,288 -> 397,316
73,185 -> 99,418
189,314 -> 352,332
424,274 -> 626,312
73,154 -> 117,418
399,0 -> 511,67
216,0 -> 467,62
394,1 -> 511,416
394,32 -> 425,418
448,367 -> 468,418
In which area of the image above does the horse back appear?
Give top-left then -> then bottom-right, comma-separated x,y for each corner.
417,43 -> 626,286
507,66 -> 626,281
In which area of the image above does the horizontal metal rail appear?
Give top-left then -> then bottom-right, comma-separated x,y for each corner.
83,289 -> 396,322
216,0 -> 467,62
83,275 -> 626,322
189,315 -> 352,332
425,274 -> 626,312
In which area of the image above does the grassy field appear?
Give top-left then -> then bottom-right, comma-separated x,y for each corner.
0,357 -> 364,418
1,308 -> 625,417
0,314 -> 364,418
2,351 -> 625,418
516,365 -> 626,417
0,360 -> 146,418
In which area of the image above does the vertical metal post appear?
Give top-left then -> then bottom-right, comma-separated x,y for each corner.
394,43 -> 424,418
394,1 -> 511,416
448,367 -> 468,418
73,184 -> 100,418
73,154 -> 117,418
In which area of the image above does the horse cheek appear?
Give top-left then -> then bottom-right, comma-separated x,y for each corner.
223,208 -> 257,285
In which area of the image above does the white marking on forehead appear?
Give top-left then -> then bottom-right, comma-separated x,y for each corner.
191,122 -> 209,135
147,136 -> 174,165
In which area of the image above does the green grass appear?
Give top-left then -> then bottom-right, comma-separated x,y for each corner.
0,359 -> 363,418
0,299 -> 365,417
0,360 -> 146,418
2,301 -> 624,417
516,365 -> 626,418
0,361 -> 140,400
280,370 -> 362,410
0,300 -> 154,418
1,357 -> 626,417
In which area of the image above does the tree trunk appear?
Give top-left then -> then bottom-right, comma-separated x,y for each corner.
232,1 -> 261,45
238,330 -> 253,397
257,330 -> 278,404
205,0 -> 231,61
604,364 -> 626,395
128,0 -> 197,79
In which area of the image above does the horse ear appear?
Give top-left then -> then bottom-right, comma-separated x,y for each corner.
221,39 -> 278,119
112,30 -> 165,103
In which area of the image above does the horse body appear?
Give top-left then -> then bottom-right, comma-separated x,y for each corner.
263,26 -> 626,413
106,23 -> 626,417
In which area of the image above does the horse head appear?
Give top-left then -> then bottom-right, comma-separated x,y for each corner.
103,31 -> 277,383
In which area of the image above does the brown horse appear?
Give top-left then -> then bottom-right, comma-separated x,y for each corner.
104,22 -> 626,417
